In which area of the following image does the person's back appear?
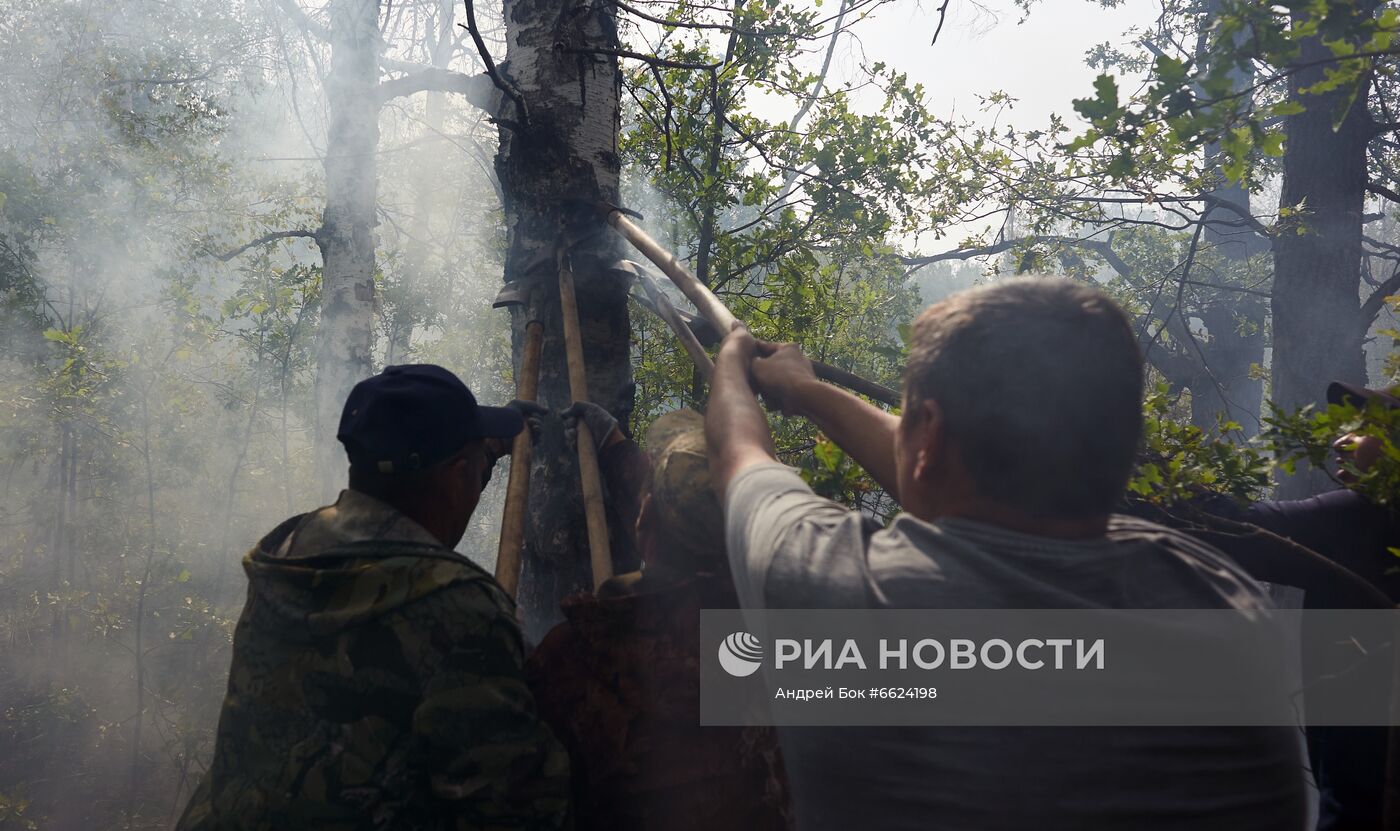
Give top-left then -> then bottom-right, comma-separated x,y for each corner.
723,472 -> 1306,829
178,365 -> 568,830
704,278 -> 1308,830
526,409 -> 791,830
179,495 -> 569,830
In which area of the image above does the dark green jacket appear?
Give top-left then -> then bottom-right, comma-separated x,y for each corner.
177,490 -> 570,831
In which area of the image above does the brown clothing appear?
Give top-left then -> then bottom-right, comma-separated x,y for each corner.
525,572 -> 791,831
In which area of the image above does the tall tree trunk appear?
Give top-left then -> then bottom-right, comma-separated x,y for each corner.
1273,6 -> 1375,494
315,0 -> 382,498
497,0 -> 632,635
388,0 -> 459,363
1191,0 -> 1267,433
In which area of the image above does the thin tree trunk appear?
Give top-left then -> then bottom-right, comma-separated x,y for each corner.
389,0 -> 457,364
315,0 -> 382,499
216,348 -> 264,599
498,0 -> 632,636
128,386 -> 158,826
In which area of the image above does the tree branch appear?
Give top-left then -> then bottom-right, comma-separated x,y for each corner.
559,45 -> 721,71
1360,263 -> 1400,330
461,0 -> 527,122
930,0 -> 950,46
375,68 -> 495,110
208,230 -> 321,261
273,0 -> 330,41
1366,181 -> 1400,205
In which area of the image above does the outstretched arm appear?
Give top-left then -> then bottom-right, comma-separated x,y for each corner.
750,342 -> 903,502
706,326 -> 780,499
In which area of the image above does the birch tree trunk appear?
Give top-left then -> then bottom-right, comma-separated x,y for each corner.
496,0 -> 633,634
315,0 -> 382,497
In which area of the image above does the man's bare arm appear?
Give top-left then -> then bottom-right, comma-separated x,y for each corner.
750,342 -> 902,502
706,326 -> 779,500
787,378 -> 901,499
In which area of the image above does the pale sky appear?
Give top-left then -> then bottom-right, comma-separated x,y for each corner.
840,0 -> 1159,130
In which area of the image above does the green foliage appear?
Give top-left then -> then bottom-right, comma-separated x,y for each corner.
1128,383 -> 1273,506
620,0 -> 927,516
1262,399 -> 1400,507
1066,0 -> 1397,183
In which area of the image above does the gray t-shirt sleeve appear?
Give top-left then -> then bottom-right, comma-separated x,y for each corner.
724,463 -> 877,609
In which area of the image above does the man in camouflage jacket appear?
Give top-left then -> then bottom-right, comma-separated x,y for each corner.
177,365 -> 569,831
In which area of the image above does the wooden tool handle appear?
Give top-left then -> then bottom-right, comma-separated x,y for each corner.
814,362 -> 900,407
612,212 -> 903,407
494,320 -> 543,598
557,255 -> 614,590
609,212 -> 739,333
638,272 -> 714,379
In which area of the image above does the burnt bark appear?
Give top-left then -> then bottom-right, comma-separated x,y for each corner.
496,0 -> 632,636
314,0 -> 382,497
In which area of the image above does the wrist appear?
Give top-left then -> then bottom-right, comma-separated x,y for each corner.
784,376 -> 824,418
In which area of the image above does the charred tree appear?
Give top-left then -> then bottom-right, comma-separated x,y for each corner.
493,0 -> 632,634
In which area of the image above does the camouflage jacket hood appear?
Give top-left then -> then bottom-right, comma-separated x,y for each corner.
242,489 -> 502,640
178,490 -> 570,831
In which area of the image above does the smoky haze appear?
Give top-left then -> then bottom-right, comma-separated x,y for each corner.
0,0 -> 509,825
3,0 -> 1398,828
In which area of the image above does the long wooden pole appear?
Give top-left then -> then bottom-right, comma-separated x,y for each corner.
637,271 -> 714,379
494,318 -> 542,598
556,253 -> 613,590
606,209 -> 902,407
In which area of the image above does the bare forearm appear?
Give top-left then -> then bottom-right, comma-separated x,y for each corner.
706,354 -> 778,499
790,378 -> 901,499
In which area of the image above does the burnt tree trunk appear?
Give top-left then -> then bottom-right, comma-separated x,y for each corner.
496,0 -> 632,635
315,0 -> 381,497
1272,5 -> 1375,495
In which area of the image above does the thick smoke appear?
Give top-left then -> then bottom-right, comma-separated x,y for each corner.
0,1 -> 507,825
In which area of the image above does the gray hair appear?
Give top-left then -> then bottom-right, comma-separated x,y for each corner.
903,277 -> 1143,518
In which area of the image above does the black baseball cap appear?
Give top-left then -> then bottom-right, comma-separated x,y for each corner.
1327,381 -> 1400,412
337,364 -> 522,474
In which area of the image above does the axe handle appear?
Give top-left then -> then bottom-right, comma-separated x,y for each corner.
609,211 -> 902,408
638,272 -> 713,379
812,362 -> 900,407
609,212 -> 739,333
557,254 -> 614,591
495,319 -> 543,598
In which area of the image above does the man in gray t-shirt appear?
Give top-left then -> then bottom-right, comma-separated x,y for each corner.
704,278 -> 1307,830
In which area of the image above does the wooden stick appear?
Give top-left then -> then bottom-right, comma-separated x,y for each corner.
608,211 -> 739,332
494,318 -> 542,598
637,271 -> 714,379
556,253 -> 614,590
607,209 -> 902,407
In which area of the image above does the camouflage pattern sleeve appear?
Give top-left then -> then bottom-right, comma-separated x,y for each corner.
405,580 -> 572,830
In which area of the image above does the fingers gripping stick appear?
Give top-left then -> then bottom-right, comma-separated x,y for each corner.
602,205 -> 901,407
